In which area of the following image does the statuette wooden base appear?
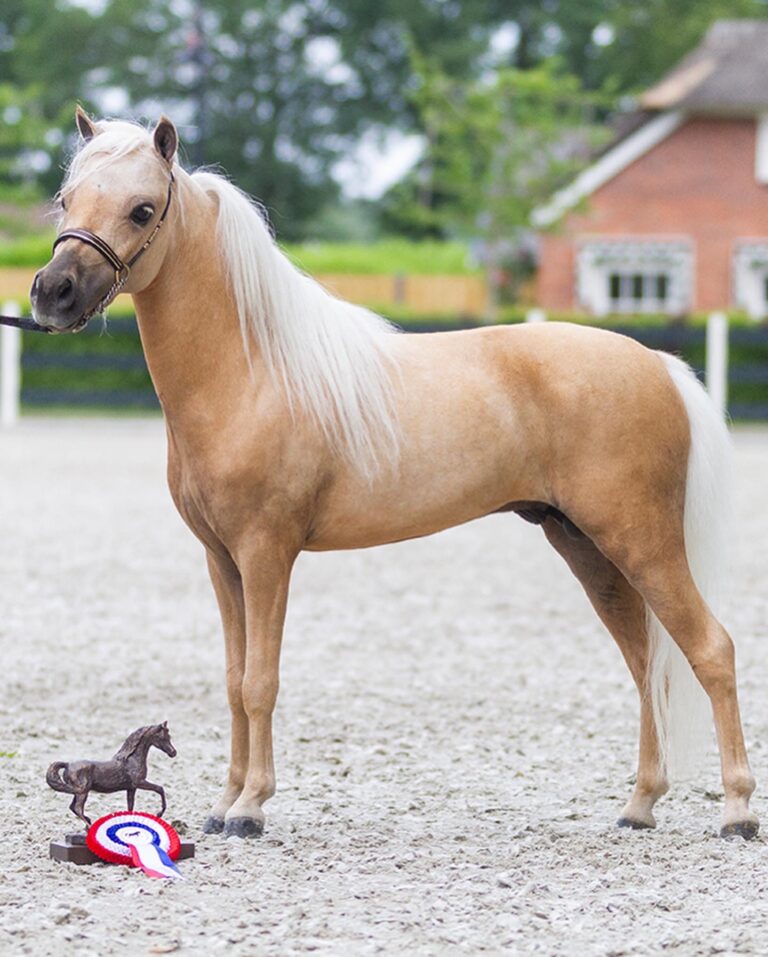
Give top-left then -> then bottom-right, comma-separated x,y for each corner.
50,833 -> 195,865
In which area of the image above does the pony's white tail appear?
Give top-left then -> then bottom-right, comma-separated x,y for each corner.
648,353 -> 732,779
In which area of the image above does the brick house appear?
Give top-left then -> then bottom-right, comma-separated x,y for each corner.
534,20 -> 768,319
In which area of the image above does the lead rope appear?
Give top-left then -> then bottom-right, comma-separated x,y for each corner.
0,314 -> 50,334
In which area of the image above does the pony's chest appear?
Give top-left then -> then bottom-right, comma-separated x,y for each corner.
170,468 -> 225,548
168,447 -> 259,553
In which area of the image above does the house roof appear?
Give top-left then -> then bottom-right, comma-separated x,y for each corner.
641,20 -> 768,113
531,111 -> 685,227
533,20 -> 768,227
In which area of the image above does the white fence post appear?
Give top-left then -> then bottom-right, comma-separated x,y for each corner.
706,311 -> 728,419
1,302 -> 21,428
525,308 -> 547,323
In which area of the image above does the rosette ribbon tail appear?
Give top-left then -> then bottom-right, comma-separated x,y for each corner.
124,832 -> 184,880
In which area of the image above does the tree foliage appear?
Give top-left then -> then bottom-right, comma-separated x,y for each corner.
384,58 -> 607,238
2,1 -> 768,236
0,0 -> 503,235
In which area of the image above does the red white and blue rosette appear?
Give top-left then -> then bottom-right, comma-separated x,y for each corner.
86,811 -> 183,879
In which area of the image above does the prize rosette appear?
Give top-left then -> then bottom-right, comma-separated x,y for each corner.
86,811 -> 183,879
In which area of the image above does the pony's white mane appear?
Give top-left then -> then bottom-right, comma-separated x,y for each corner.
63,122 -> 401,478
190,170 -> 401,477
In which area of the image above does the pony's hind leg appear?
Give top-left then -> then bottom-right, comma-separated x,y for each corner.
70,791 -> 91,827
629,557 -> 758,838
541,517 -> 668,828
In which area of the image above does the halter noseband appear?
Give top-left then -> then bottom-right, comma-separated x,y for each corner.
52,171 -> 175,326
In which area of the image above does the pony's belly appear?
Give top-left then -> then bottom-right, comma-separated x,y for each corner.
308,403 -> 544,550
91,783 -> 128,793
305,485 -> 529,550
305,511 -> 485,550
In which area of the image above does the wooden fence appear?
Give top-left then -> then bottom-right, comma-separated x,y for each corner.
0,268 -> 489,318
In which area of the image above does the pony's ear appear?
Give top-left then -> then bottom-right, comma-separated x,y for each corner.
162,720 -> 168,728
75,105 -> 99,142
153,116 -> 178,166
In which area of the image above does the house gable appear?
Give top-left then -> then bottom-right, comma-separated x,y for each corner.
532,112 -> 685,227
535,21 -> 768,228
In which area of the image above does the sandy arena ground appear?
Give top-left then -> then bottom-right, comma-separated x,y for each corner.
1,418 -> 767,956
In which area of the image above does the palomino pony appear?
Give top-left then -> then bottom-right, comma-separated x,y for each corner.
31,109 -> 757,840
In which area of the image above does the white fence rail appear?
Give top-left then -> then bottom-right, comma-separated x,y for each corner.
705,311 -> 728,418
1,301 -> 21,428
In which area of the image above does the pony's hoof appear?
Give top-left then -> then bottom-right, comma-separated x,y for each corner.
202,816 -> 225,834
224,816 -> 264,839
720,820 -> 760,840
616,816 -> 654,830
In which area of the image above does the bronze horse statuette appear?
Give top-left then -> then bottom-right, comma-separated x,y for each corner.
46,722 -> 177,826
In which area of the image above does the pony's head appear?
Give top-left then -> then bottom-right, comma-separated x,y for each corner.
31,107 -> 179,332
149,720 -> 177,759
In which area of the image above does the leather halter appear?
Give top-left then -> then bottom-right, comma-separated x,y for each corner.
52,171 -> 175,325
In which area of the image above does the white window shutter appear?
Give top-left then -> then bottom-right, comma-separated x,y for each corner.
755,115 -> 768,184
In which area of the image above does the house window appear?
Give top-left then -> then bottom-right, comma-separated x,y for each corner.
733,241 -> 768,320
577,239 -> 693,317
608,272 -> 670,312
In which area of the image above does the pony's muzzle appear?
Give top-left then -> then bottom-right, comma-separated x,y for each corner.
30,251 -> 111,332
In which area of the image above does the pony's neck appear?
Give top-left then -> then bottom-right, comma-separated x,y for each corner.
131,171 -> 260,427
114,727 -> 151,762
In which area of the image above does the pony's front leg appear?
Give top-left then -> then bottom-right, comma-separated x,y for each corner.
203,549 -> 248,834
137,780 -> 166,817
222,534 -> 296,839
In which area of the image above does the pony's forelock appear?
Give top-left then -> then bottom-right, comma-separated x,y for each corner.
60,120 -> 163,200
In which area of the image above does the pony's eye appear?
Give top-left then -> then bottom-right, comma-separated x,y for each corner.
130,204 -> 154,226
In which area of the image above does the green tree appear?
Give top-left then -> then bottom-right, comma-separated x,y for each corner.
0,0 -> 103,195
583,0 -> 768,93
385,57 -> 606,310
4,0 -> 767,238
81,0 -> 507,237
0,0 -> 511,236
483,0 -> 768,92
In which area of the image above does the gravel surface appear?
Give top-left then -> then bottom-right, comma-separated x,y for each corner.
1,418 -> 767,957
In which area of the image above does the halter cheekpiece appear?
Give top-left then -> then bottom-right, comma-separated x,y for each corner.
52,170 -> 175,325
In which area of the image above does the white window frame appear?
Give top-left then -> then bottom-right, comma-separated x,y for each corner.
576,238 -> 694,317
756,115 -> 768,185
733,240 -> 768,320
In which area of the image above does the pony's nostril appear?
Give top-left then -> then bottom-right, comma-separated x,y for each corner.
30,273 -> 40,301
56,276 -> 75,305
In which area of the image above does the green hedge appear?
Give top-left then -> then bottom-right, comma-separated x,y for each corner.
21,317 -> 153,408
0,233 -> 55,267
283,240 -> 479,275
15,309 -> 768,419
0,233 -> 479,275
